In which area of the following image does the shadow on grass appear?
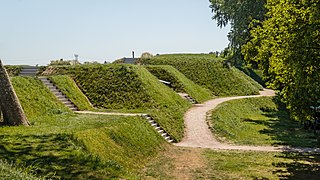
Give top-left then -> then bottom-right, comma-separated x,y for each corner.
243,110 -> 319,148
273,152 -> 320,179
243,101 -> 320,179
0,134 -> 123,179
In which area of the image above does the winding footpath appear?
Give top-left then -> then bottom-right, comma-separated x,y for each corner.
175,89 -> 320,153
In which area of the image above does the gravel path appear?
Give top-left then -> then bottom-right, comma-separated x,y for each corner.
175,89 -> 320,153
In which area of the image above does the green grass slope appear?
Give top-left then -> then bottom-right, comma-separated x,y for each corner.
146,65 -> 213,103
49,75 -> 93,111
2,77 -> 165,179
209,97 -> 319,147
141,54 -> 263,96
11,76 -> 71,120
43,64 -> 191,141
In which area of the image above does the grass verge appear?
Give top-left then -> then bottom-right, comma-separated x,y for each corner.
209,97 -> 319,147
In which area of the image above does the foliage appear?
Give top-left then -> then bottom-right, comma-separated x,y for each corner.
146,65 -> 213,103
140,52 -> 154,59
209,97 -> 319,147
209,0 -> 267,65
49,59 -> 80,66
48,75 -> 93,111
11,77 -> 71,120
4,65 -> 23,76
242,0 -> 320,121
141,54 -> 262,96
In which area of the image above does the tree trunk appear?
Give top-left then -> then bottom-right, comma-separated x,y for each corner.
0,60 -> 29,126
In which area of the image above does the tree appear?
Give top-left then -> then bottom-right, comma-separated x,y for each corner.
242,0 -> 320,121
209,0 -> 266,65
0,60 -> 29,126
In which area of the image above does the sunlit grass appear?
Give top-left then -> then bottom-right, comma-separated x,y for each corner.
209,97 -> 319,147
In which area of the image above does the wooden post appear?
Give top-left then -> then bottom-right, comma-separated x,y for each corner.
0,60 -> 29,126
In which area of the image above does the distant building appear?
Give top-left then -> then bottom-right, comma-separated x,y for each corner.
122,58 -> 138,64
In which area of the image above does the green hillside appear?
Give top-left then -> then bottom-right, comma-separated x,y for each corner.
49,75 -> 94,111
11,76 -> 71,120
41,64 -> 191,141
141,54 -> 263,96
0,76 -> 166,179
146,65 -> 213,103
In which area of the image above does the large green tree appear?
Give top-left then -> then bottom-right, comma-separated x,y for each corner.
242,0 -> 320,121
209,0 -> 266,65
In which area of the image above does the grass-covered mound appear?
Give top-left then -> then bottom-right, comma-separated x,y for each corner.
141,54 -> 263,96
41,64 -> 191,141
2,77 -> 165,178
11,76 -> 71,120
49,75 -> 93,111
0,114 -> 164,179
146,65 -> 213,103
209,97 -> 319,147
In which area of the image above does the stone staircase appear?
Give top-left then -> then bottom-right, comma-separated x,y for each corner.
141,114 -> 174,143
184,94 -> 198,104
178,93 -> 198,104
19,66 -> 39,76
38,77 -> 78,111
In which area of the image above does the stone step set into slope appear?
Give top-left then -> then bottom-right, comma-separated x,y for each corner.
141,114 -> 174,143
178,93 -> 198,104
19,66 -> 39,76
38,77 -> 79,111
158,80 -> 198,104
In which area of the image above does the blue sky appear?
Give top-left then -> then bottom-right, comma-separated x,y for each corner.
0,0 -> 230,65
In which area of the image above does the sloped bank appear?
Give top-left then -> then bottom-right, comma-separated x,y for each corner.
141,54 -> 263,96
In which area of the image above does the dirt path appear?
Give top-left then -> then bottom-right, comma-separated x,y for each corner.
175,89 -> 320,153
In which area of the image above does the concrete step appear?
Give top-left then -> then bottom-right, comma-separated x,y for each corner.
66,104 -> 76,108
69,107 -> 78,111
158,129 -> 164,133
151,123 -> 158,127
168,139 -> 174,143
161,133 -> 167,137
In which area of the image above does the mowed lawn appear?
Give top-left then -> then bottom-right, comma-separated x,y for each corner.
209,97 -> 319,147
